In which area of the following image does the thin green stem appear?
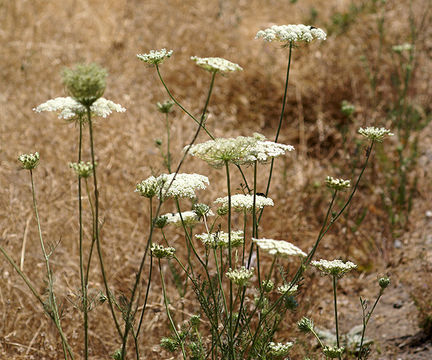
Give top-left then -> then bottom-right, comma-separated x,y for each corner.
333,275 -> 341,359
87,107 -> 122,339
159,259 -> 187,360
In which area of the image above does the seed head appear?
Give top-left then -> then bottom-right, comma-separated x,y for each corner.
69,161 -> 95,178
156,99 -> 175,114
150,244 -> 175,259
297,317 -> 314,333
378,277 -> 390,289
18,152 -> 40,170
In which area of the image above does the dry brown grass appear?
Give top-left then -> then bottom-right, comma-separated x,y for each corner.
1,0 -> 431,358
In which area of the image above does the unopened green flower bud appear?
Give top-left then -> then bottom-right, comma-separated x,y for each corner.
378,277 -> 390,289
19,152 -> 40,170
62,63 -> 107,106
341,100 -> 355,117
190,314 -> 200,328
155,138 -> 163,146
262,279 -> 274,292
193,203 -> 211,218
154,215 -> 169,229
160,337 -> 179,352
111,349 -> 122,360
157,100 -> 175,114
297,317 -> 314,333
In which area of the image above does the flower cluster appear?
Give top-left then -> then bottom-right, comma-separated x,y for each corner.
162,210 -> 213,227
341,100 -> 355,117
253,238 -> 306,258
18,152 -> 40,170
325,176 -> 351,191
195,230 -> 244,249
136,173 -> 209,200
277,283 -> 298,296
392,43 -> 413,54
297,317 -> 314,333
267,341 -> 293,357
358,127 -> 393,142
311,259 -> 357,278
62,63 -> 107,106
156,100 -> 175,114
256,24 -> 326,43
215,194 -> 274,214
187,133 -> 294,168
34,97 -> 125,121
69,161 -> 95,178
226,266 -> 254,286
137,49 -> 173,65
190,56 -> 243,73
150,244 -> 175,259
323,346 -> 345,358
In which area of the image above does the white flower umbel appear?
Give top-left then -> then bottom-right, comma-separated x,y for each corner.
157,173 -> 209,200
135,176 -> 159,198
252,238 -> 306,258
323,345 -> 345,358
136,173 -> 209,200
226,266 -> 254,286
215,194 -> 274,214
137,49 -> 173,65
358,127 -> 393,142
277,283 -> 298,296
256,24 -> 326,43
392,43 -> 413,54
196,230 -> 244,249
150,244 -> 176,259
268,341 -> 294,357
190,56 -> 243,73
187,134 -> 294,168
19,152 -> 40,170
34,96 -> 125,121
311,259 -> 357,278
69,161 -> 95,178
163,210 -> 214,227
325,176 -> 351,191
245,133 -> 294,164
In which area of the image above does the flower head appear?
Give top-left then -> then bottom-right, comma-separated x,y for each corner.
196,230 -> 244,249
150,243 -> 175,259
277,283 -> 298,296
267,341 -> 293,357
262,279 -> 274,292
323,346 -> 345,358
325,176 -> 351,191
69,161 -> 95,178
392,43 -> 413,54
137,49 -> 173,65
157,173 -> 209,200
358,127 -> 393,142
162,210 -> 213,228
33,96 -> 125,122
156,100 -> 175,114
256,24 -> 326,43
297,317 -> 314,333
215,194 -> 274,214
378,277 -> 390,289
226,266 -> 254,286
187,133 -> 293,168
191,56 -> 243,73
341,100 -> 355,117
311,259 -> 357,278
18,152 -> 40,170
62,63 -> 107,106
135,176 -> 159,198
253,238 -> 306,258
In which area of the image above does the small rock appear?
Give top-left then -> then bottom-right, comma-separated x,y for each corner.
394,239 -> 402,249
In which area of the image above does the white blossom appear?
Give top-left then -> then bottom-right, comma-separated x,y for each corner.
69,161 -> 95,178
215,194 -> 274,214
277,283 -> 298,296
311,259 -> 357,278
325,176 -> 350,191
358,127 -> 393,142
226,266 -> 254,286
137,49 -> 173,65
163,210 -> 213,227
33,96 -> 125,121
150,244 -> 176,259
187,133 -> 294,168
195,230 -> 244,248
19,152 -> 39,170
268,341 -> 294,357
256,24 -> 326,43
191,56 -> 243,73
253,238 -> 306,258
157,173 -> 209,200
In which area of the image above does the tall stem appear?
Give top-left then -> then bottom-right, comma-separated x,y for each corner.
333,275 -> 341,359
87,107 -> 122,338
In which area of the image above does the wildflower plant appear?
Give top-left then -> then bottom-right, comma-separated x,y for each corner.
0,18 -> 393,360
